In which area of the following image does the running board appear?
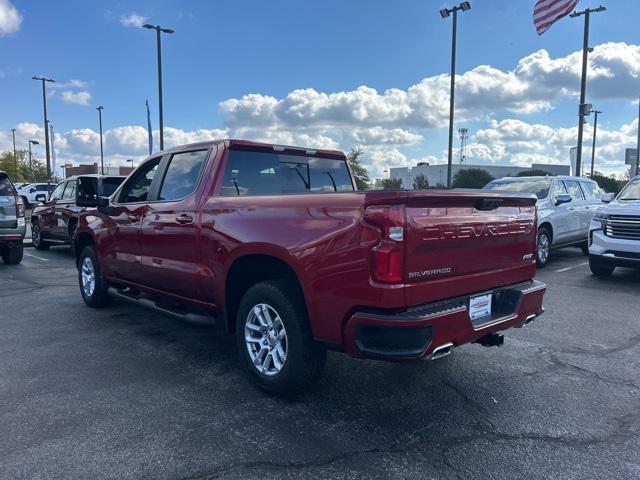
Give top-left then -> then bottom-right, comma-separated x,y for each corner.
108,287 -> 216,325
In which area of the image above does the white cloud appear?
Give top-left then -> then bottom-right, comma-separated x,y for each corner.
120,12 -> 147,28
0,0 -> 21,36
61,90 -> 92,106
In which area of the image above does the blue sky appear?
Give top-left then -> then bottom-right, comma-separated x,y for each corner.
1,0 -> 639,177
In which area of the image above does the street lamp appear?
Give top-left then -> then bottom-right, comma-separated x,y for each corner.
589,109 -> 602,178
143,23 -> 174,151
28,140 -> 39,178
96,106 -> 104,175
32,76 -> 55,188
569,5 -> 606,177
440,2 -> 471,189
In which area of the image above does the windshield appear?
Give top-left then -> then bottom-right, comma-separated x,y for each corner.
618,177 -> 640,201
483,178 -> 552,199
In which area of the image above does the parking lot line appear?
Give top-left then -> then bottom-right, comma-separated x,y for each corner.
24,252 -> 49,262
555,261 -> 588,273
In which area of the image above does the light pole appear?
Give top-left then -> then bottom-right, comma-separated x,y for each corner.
96,106 -> 104,174
11,128 -> 17,178
636,99 -> 640,177
570,6 -> 606,178
28,140 -> 39,178
32,76 -> 55,188
143,23 -> 174,151
589,109 -> 601,178
440,2 -> 471,189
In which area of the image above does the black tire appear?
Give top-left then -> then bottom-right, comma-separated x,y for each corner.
78,245 -> 110,308
31,221 -> 50,250
589,256 -> 615,277
536,227 -> 552,268
236,279 -> 326,396
580,243 -> 589,256
2,244 -> 23,265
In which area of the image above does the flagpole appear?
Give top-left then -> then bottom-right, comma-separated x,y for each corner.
570,6 -> 606,178
635,98 -> 640,177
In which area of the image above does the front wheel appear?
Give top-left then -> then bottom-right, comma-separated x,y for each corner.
78,245 -> 110,307
589,256 -> 615,277
2,244 -> 23,264
536,227 -> 552,268
580,243 -> 589,256
236,279 -> 326,396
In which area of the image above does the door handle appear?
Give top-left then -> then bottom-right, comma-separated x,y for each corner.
176,214 -> 193,224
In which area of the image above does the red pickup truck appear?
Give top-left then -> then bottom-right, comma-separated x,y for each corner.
74,139 -> 545,395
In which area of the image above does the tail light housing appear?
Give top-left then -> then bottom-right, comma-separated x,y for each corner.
16,196 -> 25,218
365,204 -> 405,283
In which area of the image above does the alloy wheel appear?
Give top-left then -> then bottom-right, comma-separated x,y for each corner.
81,256 -> 96,297
244,303 -> 288,376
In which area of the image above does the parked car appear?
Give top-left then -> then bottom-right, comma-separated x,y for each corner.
31,175 -> 125,250
0,171 -> 26,264
484,175 -> 604,267
588,175 -> 640,276
17,182 -> 56,207
73,140 -> 546,395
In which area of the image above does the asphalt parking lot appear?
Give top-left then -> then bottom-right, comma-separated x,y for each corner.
1,247 -> 639,479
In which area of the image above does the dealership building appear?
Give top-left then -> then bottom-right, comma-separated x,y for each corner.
389,162 -> 571,188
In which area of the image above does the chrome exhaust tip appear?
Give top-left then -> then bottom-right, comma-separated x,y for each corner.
430,342 -> 454,360
523,314 -> 536,326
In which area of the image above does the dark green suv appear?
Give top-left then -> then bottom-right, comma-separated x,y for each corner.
0,171 -> 26,264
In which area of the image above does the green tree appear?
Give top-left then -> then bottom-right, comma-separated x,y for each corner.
0,150 -> 51,183
591,172 -> 622,194
452,168 -> 495,189
412,173 -> 429,190
379,177 -> 403,190
516,169 -> 554,177
346,147 -> 370,190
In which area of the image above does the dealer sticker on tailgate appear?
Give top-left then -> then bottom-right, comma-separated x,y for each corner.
469,293 -> 492,321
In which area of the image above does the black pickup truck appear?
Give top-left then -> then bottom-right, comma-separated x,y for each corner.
31,175 -> 125,250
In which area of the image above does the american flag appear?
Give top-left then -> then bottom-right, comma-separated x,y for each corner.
533,0 -> 579,35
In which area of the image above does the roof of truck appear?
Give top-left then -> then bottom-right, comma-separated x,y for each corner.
157,139 -> 346,158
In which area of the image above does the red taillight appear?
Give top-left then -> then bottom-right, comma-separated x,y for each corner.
16,196 -> 25,218
365,204 -> 405,283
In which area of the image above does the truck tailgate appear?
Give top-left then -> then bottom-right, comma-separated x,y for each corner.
403,191 -> 537,307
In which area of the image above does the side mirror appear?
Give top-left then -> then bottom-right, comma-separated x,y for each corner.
554,194 -> 572,206
601,192 -> 615,203
34,194 -> 47,203
75,176 -> 106,207
30,188 -> 36,193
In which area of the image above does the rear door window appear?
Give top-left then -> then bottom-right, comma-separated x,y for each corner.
158,150 -> 208,201
220,150 -> 354,196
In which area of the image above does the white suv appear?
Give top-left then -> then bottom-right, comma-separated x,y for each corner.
484,175 -> 604,267
588,175 -> 640,276
17,183 -> 55,207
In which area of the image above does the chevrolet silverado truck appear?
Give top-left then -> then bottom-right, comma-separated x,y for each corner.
73,140 -> 546,395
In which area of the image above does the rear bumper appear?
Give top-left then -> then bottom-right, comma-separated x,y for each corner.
343,280 -> 546,360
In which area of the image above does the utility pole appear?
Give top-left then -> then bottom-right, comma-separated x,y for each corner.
440,2 -> 471,189
11,129 -> 17,178
570,6 -> 606,178
32,76 -> 55,188
143,23 -> 174,151
96,106 -> 104,174
589,109 -> 601,178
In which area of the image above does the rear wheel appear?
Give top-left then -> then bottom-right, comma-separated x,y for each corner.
589,256 -> 615,277
78,245 -> 110,307
31,222 -> 50,250
536,227 -> 552,268
236,279 -> 326,396
1,244 -> 23,265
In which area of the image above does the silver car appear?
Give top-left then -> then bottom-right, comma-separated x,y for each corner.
484,175 -> 604,267
0,171 -> 26,264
